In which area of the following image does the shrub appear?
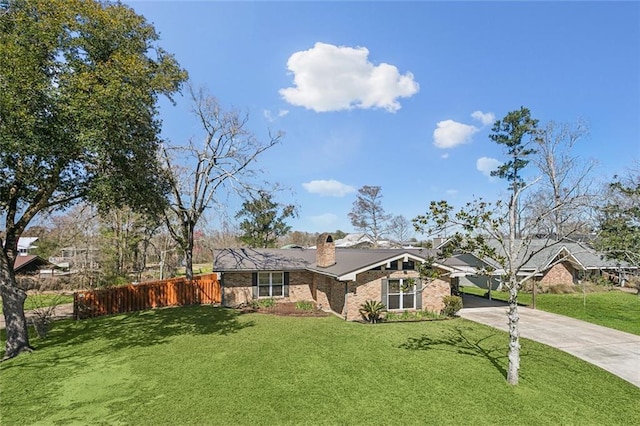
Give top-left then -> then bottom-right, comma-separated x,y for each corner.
295,300 -> 315,311
255,298 -> 276,309
441,295 -> 463,317
359,300 -> 386,323
383,309 -> 443,322
385,311 -> 399,321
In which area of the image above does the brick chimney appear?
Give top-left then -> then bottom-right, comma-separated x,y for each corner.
316,233 -> 335,268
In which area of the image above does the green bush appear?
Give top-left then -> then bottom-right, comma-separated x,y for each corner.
383,309 -> 443,322
295,300 -> 315,311
255,298 -> 276,309
441,295 -> 463,317
359,300 -> 386,323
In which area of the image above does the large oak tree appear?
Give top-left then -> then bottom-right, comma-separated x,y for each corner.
0,0 -> 187,359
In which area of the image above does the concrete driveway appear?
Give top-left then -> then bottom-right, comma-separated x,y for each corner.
459,295 -> 640,388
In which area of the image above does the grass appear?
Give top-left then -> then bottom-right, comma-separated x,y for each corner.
176,263 -> 213,276
0,293 -> 74,315
2,305 -> 639,425
462,286 -> 640,335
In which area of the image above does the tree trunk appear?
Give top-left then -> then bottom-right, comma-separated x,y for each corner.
506,278 -> 521,385
184,248 -> 193,281
0,250 -> 33,360
506,188 -> 521,385
184,221 -> 195,281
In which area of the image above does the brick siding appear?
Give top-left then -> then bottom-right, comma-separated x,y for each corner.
539,262 -> 576,287
222,268 -> 451,321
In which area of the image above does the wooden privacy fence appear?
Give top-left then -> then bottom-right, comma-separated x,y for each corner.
73,274 -> 221,320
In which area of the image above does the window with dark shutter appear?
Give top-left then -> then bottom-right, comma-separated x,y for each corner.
252,273 -> 258,299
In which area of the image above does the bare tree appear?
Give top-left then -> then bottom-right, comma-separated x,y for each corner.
388,215 -> 414,243
348,185 -> 390,244
524,120 -> 596,236
99,208 -> 160,283
161,85 -> 283,280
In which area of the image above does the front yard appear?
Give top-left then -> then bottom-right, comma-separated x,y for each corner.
1,305 -> 639,425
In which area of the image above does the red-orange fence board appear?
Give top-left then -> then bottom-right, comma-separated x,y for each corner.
73,274 -> 221,320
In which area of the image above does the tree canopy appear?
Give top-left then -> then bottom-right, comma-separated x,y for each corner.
0,0 -> 187,359
596,173 -> 640,267
236,191 -> 296,248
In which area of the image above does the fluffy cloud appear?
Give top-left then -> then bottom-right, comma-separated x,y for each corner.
471,111 -> 495,126
303,179 -> 356,197
432,110 -> 495,149
476,157 -> 502,178
280,42 -> 419,112
433,120 -> 479,148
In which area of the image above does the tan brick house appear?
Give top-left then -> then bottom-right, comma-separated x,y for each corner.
214,233 -> 454,321
441,239 -> 636,290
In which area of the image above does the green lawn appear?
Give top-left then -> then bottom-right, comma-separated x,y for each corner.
0,293 -> 73,315
2,306 -> 639,425
462,286 -> 640,335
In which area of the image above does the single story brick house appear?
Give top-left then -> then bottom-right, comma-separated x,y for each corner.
439,239 -> 636,290
213,233 -> 455,321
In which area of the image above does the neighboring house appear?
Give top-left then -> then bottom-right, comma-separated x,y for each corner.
13,254 -> 52,276
328,233 -> 395,249
439,239 -> 636,289
49,246 -> 100,271
17,237 -> 38,256
214,233 -> 454,321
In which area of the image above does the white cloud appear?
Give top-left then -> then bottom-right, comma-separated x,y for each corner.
445,189 -> 459,196
280,42 -> 419,112
263,109 -> 290,122
441,153 -> 450,159
476,157 -> 502,178
433,120 -> 479,148
309,213 -> 340,228
471,111 -> 495,126
303,179 -> 356,197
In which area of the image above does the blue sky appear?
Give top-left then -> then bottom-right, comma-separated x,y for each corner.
126,1 -> 640,235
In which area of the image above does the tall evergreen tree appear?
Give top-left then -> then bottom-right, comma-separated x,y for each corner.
236,191 -> 297,248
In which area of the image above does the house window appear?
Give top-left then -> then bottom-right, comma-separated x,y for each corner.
258,272 -> 284,297
402,260 -> 415,270
386,278 -> 416,310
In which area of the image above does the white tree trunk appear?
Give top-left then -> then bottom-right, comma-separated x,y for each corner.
506,280 -> 521,385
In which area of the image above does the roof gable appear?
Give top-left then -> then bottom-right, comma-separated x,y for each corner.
213,247 -> 448,281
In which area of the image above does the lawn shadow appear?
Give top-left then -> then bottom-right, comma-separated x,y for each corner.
399,325 -> 509,379
34,305 -> 255,355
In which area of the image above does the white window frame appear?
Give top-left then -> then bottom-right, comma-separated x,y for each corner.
257,271 -> 284,298
386,278 -> 416,310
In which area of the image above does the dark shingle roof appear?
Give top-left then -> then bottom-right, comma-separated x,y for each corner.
213,247 -> 443,280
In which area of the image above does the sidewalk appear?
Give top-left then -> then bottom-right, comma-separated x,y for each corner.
459,295 -> 640,388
